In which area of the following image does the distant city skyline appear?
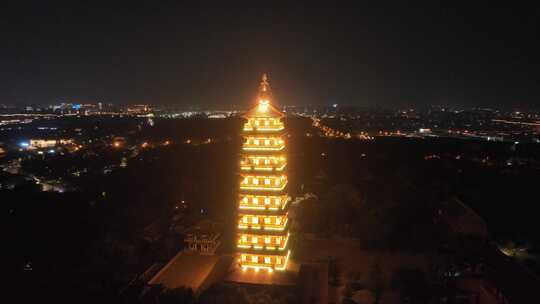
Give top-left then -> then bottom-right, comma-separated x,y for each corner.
1,4 -> 539,109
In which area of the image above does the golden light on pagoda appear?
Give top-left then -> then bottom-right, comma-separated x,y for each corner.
258,99 -> 270,112
236,74 -> 291,272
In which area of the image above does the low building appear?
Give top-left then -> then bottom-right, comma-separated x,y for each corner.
184,220 -> 222,255
147,252 -> 232,295
127,104 -> 151,114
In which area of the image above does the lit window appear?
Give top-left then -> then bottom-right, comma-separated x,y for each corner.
276,237 -> 282,244
274,179 -> 280,186
255,120 -> 260,126
252,237 -> 258,244
242,235 -> 247,242
265,237 -> 271,244
276,257 -> 282,264
254,139 -> 259,145
252,256 -> 258,263
264,217 -> 271,224
276,217 -> 282,225
253,217 -> 258,224
265,257 -> 271,264
243,197 -> 248,203
241,255 -> 246,261
265,179 -> 270,185
253,178 -> 259,185
243,217 -> 248,223
254,159 -> 259,165
264,139 -> 270,145
253,197 -> 258,204
264,197 -> 270,205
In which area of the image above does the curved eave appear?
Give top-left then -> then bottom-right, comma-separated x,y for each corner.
237,205 -> 289,215
238,185 -> 289,195
237,220 -> 290,235
236,244 -> 290,255
241,129 -> 287,136
243,103 -> 285,119
240,148 -> 287,155
239,166 -> 287,174
237,226 -> 290,236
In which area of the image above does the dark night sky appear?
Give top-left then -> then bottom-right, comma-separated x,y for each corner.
1,3 -> 539,109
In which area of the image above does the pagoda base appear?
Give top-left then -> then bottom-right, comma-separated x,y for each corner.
224,259 -> 299,286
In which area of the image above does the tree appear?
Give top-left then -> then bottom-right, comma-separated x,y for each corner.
328,257 -> 341,286
158,287 -> 194,304
325,184 -> 364,236
368,262 -> 384,304
391,268 -> 428,303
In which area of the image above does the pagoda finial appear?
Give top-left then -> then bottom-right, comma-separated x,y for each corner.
259,73 -> 270,93
244,73 -> 283,118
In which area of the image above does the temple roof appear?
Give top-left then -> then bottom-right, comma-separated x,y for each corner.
244,74 -> 285,118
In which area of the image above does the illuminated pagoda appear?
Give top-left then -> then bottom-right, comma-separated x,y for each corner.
237,74 -> 290,272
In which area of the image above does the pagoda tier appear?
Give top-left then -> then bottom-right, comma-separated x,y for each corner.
239,250 -> 291,271
238,212 -> 289,230
241,135 -> 286,152
238,194 -> 289,212
243,117 -> 285,132
240,155 -> 287,172
236,74 -> 291,272
239,174 -> 288,192
237,232 -> 291,254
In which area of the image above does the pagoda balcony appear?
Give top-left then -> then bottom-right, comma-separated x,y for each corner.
237,214 -> 289,232
242,136 -> 285,152
240,155 -> 287,172
238,194 -> 289,211
243,117 -> 284,132
240,175 -> 287,191
239,250 -> 290,271
237,233 -> 289,251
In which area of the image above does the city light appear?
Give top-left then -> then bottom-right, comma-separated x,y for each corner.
2,6 -> 539,299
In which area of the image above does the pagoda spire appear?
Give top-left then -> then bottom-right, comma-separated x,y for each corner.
258,73 -> 272,102
244,73 -> 284,118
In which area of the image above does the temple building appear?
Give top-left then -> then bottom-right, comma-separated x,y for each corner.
236,74 -> 291,272
184,220 -> 222,255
